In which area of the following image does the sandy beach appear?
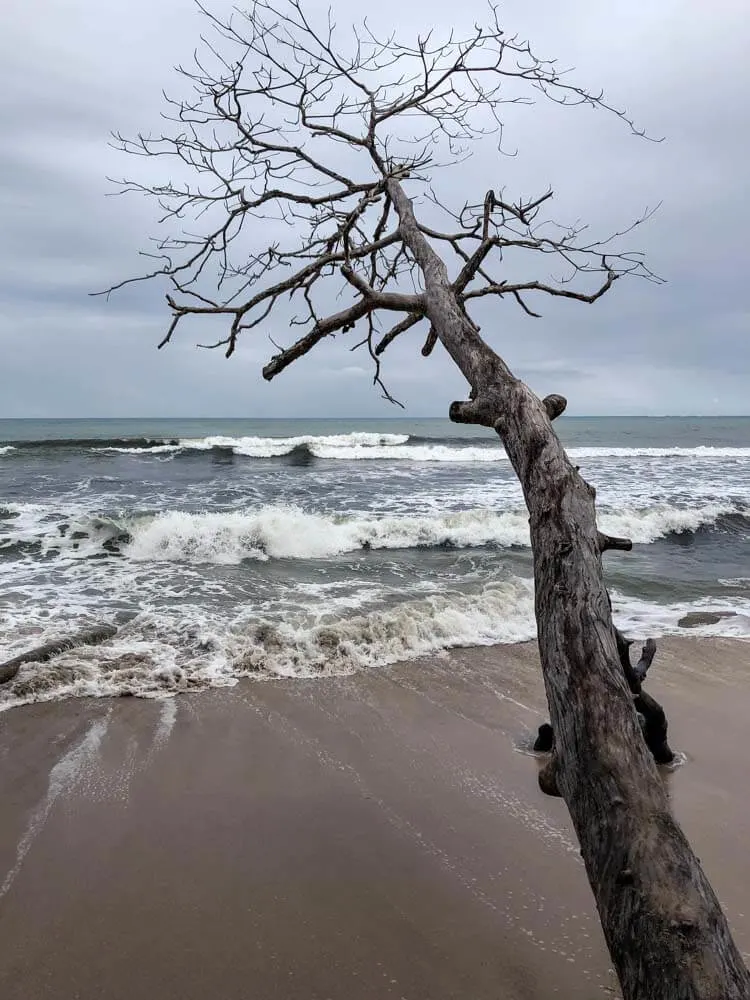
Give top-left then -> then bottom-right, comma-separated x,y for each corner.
0,636 -> 748,999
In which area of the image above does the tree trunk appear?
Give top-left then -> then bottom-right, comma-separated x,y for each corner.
0,624 -> 117,685
389,178 -> 750,999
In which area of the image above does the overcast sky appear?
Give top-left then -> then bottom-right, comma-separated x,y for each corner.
1,0 -> 748,418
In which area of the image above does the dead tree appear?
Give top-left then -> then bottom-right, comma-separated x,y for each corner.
103,3 -> 750,996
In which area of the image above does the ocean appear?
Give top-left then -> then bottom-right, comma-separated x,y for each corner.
1,416 -> 748,710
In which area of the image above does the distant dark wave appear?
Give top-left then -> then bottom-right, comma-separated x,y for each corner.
0,436 -> 180,452
406,433 -> 487,447
3,433 -> 750,464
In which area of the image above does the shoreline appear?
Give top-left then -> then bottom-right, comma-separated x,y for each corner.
1,636 -> 748,998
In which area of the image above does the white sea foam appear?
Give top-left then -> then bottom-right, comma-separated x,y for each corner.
308,443 -> 504,462
231,579 -> 539,677
39,515 -> 129,560
311,443 -> 750,463
125,506 -> 532,563
0,579 -> 537,708
3,500 -> 741,566
1,576 -> 747,711
597,503 -> 733,544
103,444 -> 182,455
0,445 -> 15,456
610,591 -> 750,639
568,446 -> 750,459
125,502 -> 740,563
0,502 -> 54,547
182,431 -> 412,458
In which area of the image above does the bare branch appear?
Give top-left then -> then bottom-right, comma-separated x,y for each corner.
373,312 -> 424,355
102,0 -> 657,382
262,296 -> 373,379
421,325 -> 439,356
462,270 -> 620,305
97,9 -> 750,998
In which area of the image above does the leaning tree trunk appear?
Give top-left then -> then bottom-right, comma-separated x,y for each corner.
389,178 -> 750,999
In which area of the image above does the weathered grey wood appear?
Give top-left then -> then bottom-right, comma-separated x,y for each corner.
598,531 -> 634,552
0,624 -> 117,685
535,631 -> 672,763
542,393 -> 567,420
634,689 -> 674,765
614,626 -> 642,694
635,637 -> 658,683
538,752 -> 562,797
389,176 -> 750,1000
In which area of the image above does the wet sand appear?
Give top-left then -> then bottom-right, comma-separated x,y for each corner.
0,637 -> 748,999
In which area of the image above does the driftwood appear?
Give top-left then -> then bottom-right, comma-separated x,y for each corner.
0,624 -> 117,685
103,6 -> 750,995
387,180 -> 750,998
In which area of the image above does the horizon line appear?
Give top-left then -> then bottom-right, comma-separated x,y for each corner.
1,414 -> 749,421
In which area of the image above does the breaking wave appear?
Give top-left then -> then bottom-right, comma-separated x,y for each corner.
132,437 -> 750,463
5,431 -> 750,464
2,576 -> 748,711
0,578 -> 538,708
598,504 -> 742,544
126,507 -> 530,561
5,501 -> 746,565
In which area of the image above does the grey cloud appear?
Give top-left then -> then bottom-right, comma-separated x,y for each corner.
1,0 -> 748,417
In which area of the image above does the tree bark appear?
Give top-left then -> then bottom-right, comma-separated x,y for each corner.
389,177 -> 750,999
0,625 -> 117,685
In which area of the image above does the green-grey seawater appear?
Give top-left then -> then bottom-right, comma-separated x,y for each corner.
1,417 -> 748,709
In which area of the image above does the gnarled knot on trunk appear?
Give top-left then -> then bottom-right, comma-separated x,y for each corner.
538,752 -> 562,797
542,393 -> 567,420
449,397 -> 496,427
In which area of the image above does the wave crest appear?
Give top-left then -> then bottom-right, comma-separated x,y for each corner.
0,579 -> 538,708
125,507 -> 532,563
6,431 -> 750,463
598,504 -> 736,544
134,437 -> 750,463
14,501 -> 743,565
